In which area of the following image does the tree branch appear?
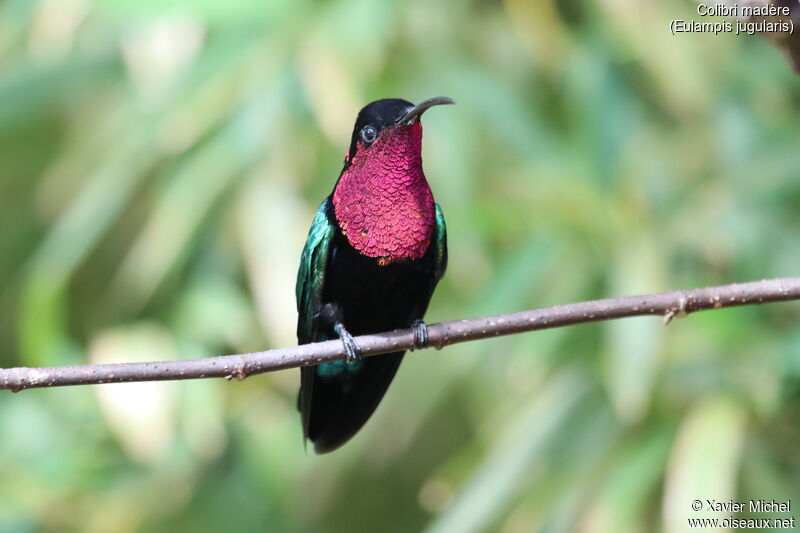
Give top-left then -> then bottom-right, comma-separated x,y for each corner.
697,0 -> 800,73
749,0 -> 800,72
2,277 -> 799,392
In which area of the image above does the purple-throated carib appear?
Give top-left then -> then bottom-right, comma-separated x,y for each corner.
296,97 -> 453,453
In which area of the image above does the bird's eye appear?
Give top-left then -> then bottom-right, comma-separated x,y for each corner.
360,125 -> 377,144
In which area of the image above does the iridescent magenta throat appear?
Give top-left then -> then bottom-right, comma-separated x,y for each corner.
333,123 -> 435,263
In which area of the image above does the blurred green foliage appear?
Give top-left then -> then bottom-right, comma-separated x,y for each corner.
1,0 -> 799,531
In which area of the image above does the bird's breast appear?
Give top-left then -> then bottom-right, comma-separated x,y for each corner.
333,169 -> 435,263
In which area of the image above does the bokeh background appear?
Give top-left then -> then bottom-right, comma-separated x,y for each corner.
2,0 -> 799,531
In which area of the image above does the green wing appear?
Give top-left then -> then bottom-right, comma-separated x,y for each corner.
433,202 -> 448,283
296,198 -> 335,344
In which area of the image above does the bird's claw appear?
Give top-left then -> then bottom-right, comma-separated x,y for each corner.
411,319 -> 429,350
335,323 -> 362,363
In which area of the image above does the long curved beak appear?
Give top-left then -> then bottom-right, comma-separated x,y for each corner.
396,97 -> 455,125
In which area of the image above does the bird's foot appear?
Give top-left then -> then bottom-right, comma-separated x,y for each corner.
411,319 -> 429,350
334,322 -> 362,363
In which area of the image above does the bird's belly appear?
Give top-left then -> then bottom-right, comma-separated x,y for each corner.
323,238 -> 434,336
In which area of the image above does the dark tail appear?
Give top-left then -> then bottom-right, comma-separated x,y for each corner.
299,352 -> 404,453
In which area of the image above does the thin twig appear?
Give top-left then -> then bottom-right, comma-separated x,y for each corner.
695,0 -> 800,73
2,277 -> 799,391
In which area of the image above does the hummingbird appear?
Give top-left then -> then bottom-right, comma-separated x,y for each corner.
296,97 -> 453,453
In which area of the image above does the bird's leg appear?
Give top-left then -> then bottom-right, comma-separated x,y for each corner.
411,319 -> 429,350
319,303 -> 362,363
334,322 -> 362,363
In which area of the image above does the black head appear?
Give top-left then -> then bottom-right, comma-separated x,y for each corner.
344,97 -> 455,167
